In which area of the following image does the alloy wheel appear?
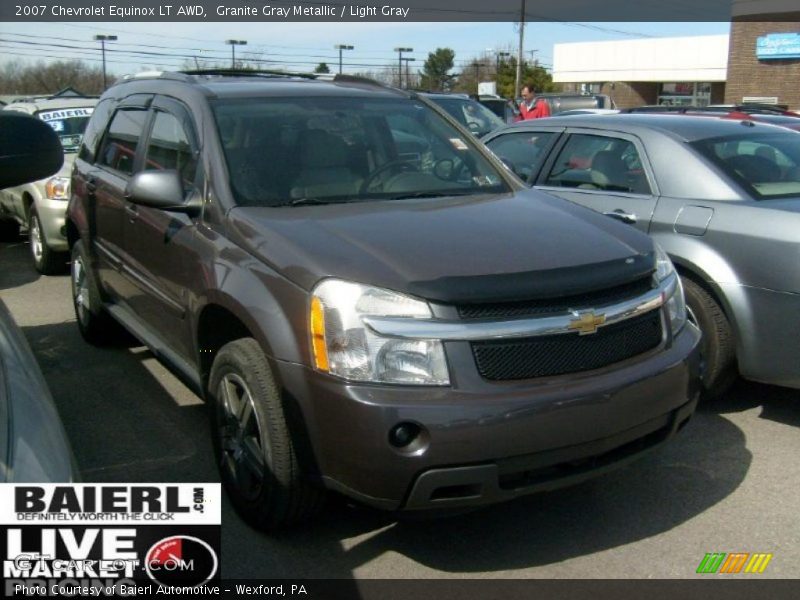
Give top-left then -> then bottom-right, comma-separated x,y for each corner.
71,254 -> 90,327
217,372 -> 269,501
30,215 -> 43,265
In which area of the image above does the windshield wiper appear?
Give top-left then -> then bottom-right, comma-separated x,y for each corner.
289,197 -> 339,206
381,190 -> 478,200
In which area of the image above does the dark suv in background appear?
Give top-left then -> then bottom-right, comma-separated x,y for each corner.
67,70 -> 700,530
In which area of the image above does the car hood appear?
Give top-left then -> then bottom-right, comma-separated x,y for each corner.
227,190 -> 655,304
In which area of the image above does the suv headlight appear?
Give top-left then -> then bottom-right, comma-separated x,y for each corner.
45,177 -> 70,200
310,279 -> 450,385
655,244 -> 687,335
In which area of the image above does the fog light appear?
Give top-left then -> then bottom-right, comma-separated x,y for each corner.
389,422 -> 421,448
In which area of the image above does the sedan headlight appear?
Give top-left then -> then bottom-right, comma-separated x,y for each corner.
45,177 -> 70,200
310,279 -> 450,385
654,244 -> 687,335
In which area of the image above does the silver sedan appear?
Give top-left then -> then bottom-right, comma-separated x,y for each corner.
483,114 -> 800,397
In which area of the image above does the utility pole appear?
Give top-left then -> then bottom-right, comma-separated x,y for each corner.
334,44 -> 354,74
93,34 -> 117,90
225,39 -> 247,69
515,0 -> 526,99
394,47 -> 413,88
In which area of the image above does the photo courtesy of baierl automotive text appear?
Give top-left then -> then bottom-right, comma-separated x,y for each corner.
0,0 -> 799,596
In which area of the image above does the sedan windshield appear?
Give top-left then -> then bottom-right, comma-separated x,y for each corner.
691,131 -> 800,199
212,96 -> 509,207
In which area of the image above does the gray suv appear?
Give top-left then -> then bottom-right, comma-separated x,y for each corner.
67,71 -> 701,530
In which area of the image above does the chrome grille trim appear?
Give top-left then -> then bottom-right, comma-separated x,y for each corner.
362,273 -> 675,342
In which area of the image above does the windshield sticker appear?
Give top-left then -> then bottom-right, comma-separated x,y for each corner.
473,175 -> 501,187
449,137 -> 469,151
48,120 -> 65,132
38,107 -> 94,121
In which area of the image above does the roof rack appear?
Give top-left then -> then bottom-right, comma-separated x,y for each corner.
116,69 -> 394,91
179,68 -> 318,80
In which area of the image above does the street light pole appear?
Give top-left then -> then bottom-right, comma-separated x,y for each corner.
496,51 -> 511,76
394,47 -> 413,88
225,39 -> 247,69
401,57 -> 415,90
93,34 -> 117,90
334,44 -> 354,74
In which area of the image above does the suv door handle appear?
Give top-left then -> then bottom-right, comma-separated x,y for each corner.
603,209 -> 637,225
125,203 -> 139,221
85,176 -> 97,194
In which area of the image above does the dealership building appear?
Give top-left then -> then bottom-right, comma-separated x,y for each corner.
553,17 -> 800,110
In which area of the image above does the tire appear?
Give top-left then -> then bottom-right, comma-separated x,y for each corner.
209,338 -> 325,531
682,277 -> 737,399
0,219 -> 21,241
30,209 -> 66,274
70,241 -> 120,345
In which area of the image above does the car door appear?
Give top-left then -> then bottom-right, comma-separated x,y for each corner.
121,97 -> 201,362
89,97 -> 152,300
534,130 -> 659,235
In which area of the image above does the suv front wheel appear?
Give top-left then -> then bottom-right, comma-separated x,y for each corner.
30,209 -> 65,274
210,338 -> 325,531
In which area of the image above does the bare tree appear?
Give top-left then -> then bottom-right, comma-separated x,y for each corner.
0,60 -> 111,95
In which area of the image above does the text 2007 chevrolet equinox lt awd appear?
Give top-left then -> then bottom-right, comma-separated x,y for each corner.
67,71 -> 701,530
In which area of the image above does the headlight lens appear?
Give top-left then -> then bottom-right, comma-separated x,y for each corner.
654,244 -> 687,335
310,279 -> 450,385
45,177 -> 70,200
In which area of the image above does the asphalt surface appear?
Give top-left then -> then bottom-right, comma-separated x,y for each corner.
1,236 -> 799,580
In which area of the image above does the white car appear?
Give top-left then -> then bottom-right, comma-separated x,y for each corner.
0,96 -> 97,273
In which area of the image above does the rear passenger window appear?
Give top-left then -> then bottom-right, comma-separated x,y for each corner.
98,109 -> 148,175
544,134 -> 651,195
143,111 -> 197,193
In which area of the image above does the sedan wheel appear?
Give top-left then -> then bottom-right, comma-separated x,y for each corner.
681,277 -> 737,399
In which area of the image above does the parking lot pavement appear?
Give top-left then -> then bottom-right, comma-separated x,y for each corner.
1,237 -> 799,579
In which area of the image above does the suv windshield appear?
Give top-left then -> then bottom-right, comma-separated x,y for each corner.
36,107 -> 94,153
692,132 -> 800,199
212,96 -> 509,207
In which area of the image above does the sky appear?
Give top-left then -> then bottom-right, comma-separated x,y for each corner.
0,21 -> 731,77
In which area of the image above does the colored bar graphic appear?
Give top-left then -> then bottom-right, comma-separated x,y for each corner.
744,553 -> 773,574
697,552 -> 772,574
720,553 -> 749,573
697,553 -> 727,574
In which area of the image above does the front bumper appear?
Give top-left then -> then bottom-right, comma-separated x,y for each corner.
275,322 -> 701,511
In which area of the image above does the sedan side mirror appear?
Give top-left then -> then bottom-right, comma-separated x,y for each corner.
126,170 -> 200,214
0,112 -> 64,189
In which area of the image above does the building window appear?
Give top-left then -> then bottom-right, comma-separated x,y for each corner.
658,82 -> 712,107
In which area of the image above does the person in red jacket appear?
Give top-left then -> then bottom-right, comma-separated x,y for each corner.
518,84 -> 551,120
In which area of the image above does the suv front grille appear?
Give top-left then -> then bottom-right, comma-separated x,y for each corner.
471,309 -> 663,381
456,277 -> 654,320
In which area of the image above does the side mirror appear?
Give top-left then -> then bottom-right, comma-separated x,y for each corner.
0,112 -> 64,189
126,170 -> 199,214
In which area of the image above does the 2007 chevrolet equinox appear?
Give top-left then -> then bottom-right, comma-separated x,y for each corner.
67,71 -> 701,530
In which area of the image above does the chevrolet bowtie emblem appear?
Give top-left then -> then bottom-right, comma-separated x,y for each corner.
568,311 -> 606,335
